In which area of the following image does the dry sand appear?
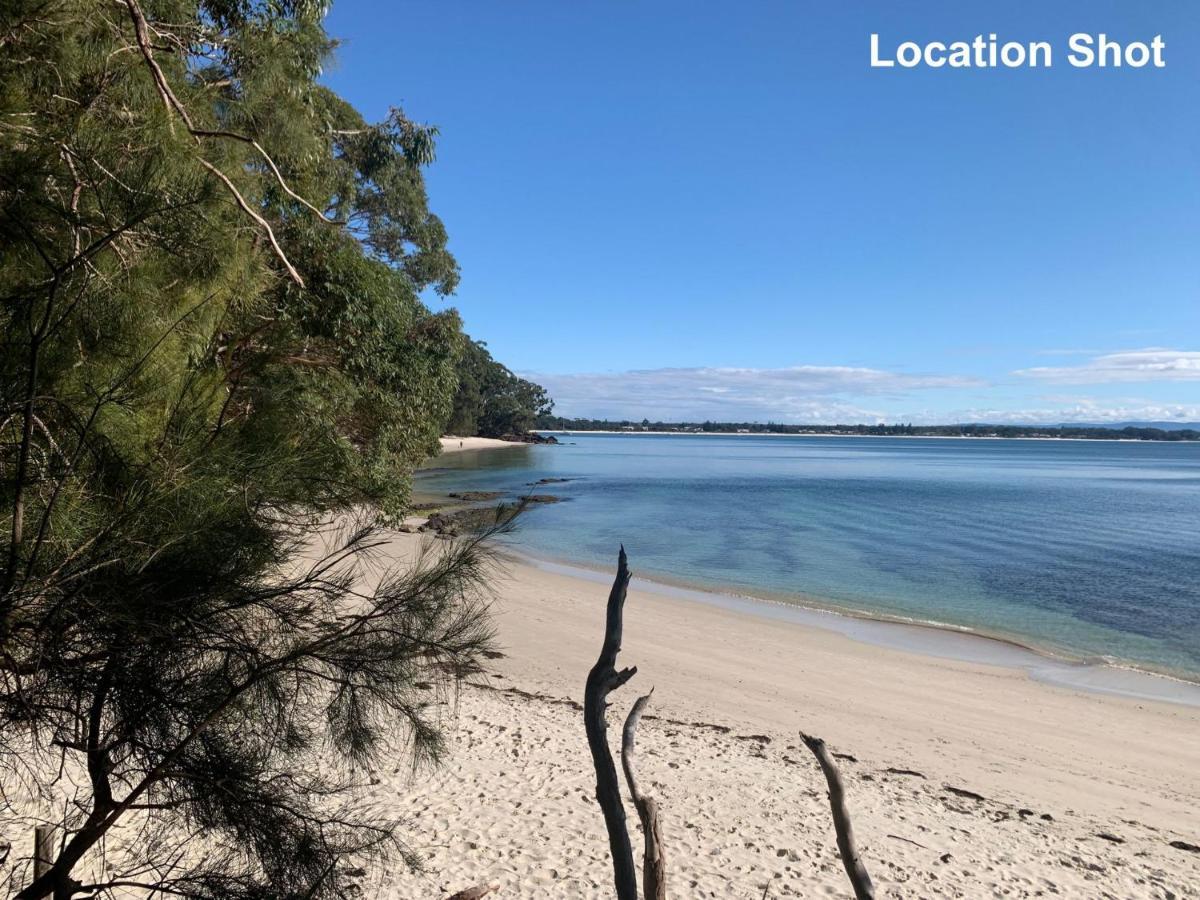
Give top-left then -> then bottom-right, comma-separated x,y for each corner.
365,533 -> 1200,898
440,436 -> 527,454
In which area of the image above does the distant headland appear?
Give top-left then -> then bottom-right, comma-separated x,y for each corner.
536,417 -> 1200,441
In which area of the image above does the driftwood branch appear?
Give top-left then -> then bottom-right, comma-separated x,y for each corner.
580,550 -> 879,900
800,733 -> 875,900
443,884 -> 498,900
583,547 -> 638,900
622,691 -> 666,900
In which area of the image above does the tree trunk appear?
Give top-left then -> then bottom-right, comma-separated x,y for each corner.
32,825 -> 53,900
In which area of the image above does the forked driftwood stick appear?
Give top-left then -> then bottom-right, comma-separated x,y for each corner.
583,547 -> 638,900
582,549 -> 877,900
800,733 -> 875,900
622,691 -> 667,900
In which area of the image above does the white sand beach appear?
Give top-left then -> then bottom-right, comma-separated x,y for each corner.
440,436 -> 528,454
364,532 -> 1200,898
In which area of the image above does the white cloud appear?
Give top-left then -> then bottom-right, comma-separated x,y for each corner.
935,400 -> 1200,426
522,360 -> 1200,425
524,365 -> 980,422
1015,349 -> 1200,384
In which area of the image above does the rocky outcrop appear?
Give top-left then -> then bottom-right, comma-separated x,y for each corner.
418,494 -> 564,536
500,433 -> 558,445
420,504 -> 519,537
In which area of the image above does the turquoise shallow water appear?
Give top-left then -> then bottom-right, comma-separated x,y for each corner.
419,434 -> 1200,680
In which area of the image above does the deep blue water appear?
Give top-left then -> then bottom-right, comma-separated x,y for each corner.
418,434 -> 1200,678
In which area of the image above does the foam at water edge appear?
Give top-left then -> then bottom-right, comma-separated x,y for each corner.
512,549 -> 1200,709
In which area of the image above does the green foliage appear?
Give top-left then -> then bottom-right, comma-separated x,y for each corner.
447,339 -> 554,437
0,2 -> 492,897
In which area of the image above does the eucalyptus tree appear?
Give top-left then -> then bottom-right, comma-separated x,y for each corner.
446,339 -> 554,438
0,2 -> 494,897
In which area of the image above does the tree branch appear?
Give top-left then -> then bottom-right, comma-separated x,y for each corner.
621,690 -> 666,900
122,0 -> 307,285
190,130 -> 344,225
196,158 -> 303,286
800,732 -> 875,900
583,547 -> 638,900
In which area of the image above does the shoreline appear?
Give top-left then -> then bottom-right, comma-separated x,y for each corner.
417,438 -> 1200,695
437,435 -> 530,454
373,530 -> 1200,896
413,472 -> 1200,703
507,547 -> 1200,708
539,429 -> 1198,443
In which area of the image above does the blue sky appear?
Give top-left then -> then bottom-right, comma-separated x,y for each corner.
323,1 -> 1199,424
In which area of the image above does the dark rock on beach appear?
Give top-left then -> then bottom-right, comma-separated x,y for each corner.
448,491 -> 506,501
943,786 -> 987,802
420,504 -> 518,537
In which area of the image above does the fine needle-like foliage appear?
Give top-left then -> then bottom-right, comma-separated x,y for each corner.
0,1 -> 495,897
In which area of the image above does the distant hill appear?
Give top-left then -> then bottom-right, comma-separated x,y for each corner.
538,417 -> 1200,441
1065,422 -> 1200,431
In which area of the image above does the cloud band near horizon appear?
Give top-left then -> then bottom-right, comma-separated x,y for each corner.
522,349 -> 1200,425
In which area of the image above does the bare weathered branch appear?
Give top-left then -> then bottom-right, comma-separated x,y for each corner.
122,0 -> 307,285
196,158 -> 304,286
444,884 -> 498,900
122,0 -> 194,129
621,691 -> 666,900
800,732 -> 875,900
190,130 -> 344,225
583,547 -> 638,900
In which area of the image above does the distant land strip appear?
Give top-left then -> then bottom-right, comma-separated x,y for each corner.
536,418 -> 1200,442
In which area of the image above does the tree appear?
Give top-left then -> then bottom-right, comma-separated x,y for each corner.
446,339 -> 553,438
0,2 -> 493,896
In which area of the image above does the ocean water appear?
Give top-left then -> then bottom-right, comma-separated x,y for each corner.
418,434 -> 1200,680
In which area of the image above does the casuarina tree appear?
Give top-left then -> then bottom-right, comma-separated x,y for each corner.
0,1 -> 495,896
